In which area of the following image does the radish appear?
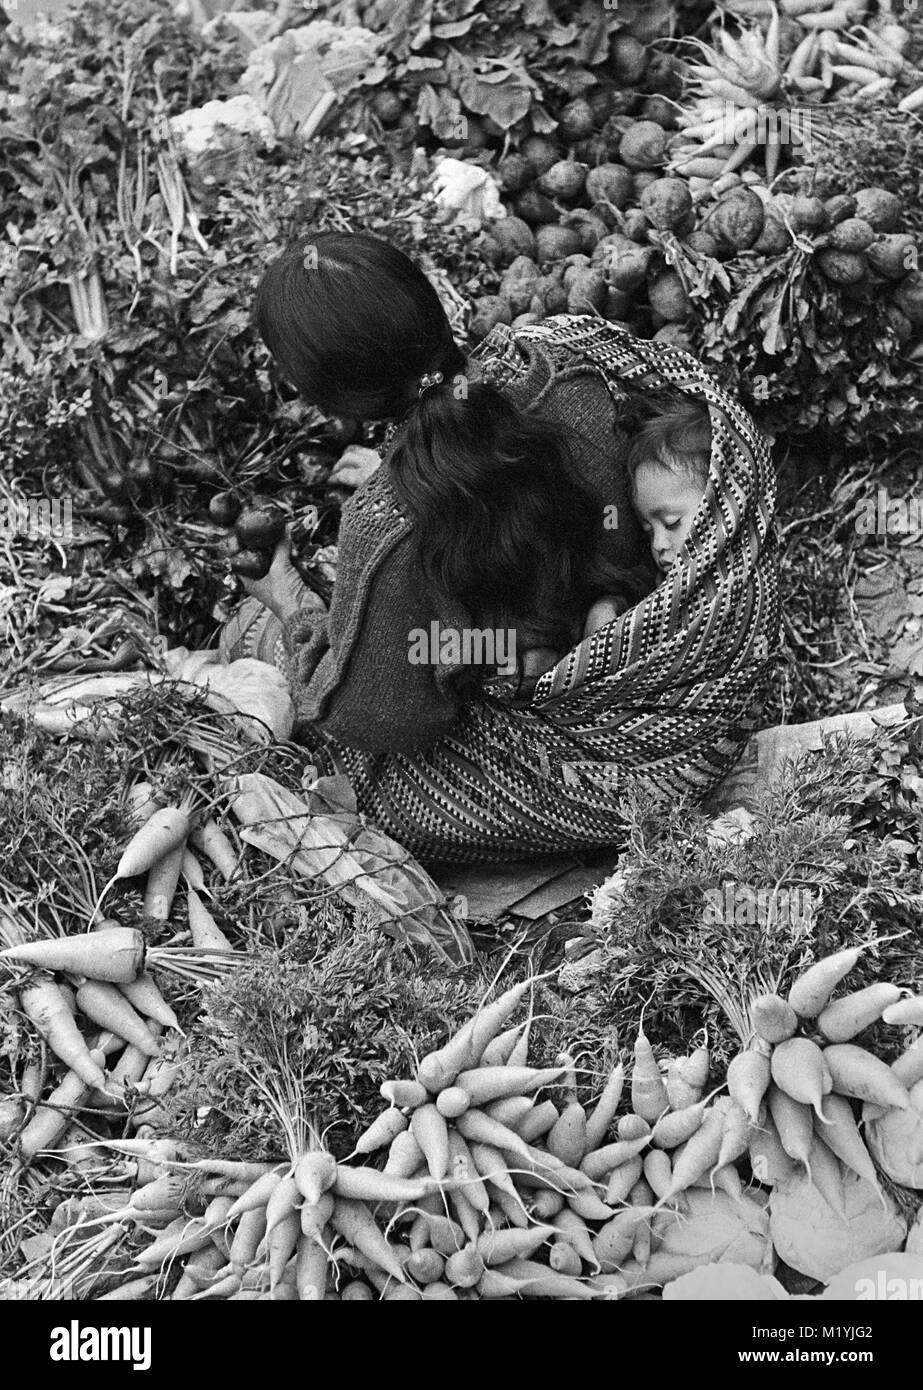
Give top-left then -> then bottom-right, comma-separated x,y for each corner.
768,1086 -> 814,1175
770,1037 -> 832,1120
823,1043 -> 912,1110
817,983 -> 903,1041
585,1060 -> 625,1150
727,1045 -> 772,1122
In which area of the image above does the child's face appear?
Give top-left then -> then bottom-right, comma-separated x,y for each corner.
632,460 -> 705,575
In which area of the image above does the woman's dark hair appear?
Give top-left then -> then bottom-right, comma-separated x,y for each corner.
255,231 -> 646,685
254,231 -> 464,419
390,381 -> 647,660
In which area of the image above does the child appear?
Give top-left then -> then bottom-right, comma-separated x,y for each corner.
583,400 -> 711,639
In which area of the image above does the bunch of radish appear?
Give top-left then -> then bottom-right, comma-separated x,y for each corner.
727,938 -> 923,1212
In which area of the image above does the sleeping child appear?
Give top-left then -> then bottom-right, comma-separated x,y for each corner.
583,400 -> 711,638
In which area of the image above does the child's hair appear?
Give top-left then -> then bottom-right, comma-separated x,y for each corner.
625,398 -> 712,488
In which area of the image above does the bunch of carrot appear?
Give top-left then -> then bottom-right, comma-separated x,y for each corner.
728,938 -> 923,1216
115,979 -> 751,1300
0,790 -> 241,1164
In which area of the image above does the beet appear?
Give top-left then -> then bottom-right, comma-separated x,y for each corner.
497,154 -> 533,193
829,218 -> 875,254
867,234 -> 918,280
594,233 -> 654,291
537,160 -> 588,200
853,187 -> 903,233
685,229 -> 721,258
209,490 -> 241,527
648,270 -> 691,323
562,209 -> 608,253
752,212 -> 791,256
521,135 -> 560,177
469,296 -> 512,340
610,33 -> 648,85
618,122 -> 668,170
488,216 -> 537,265
232,549 -> 272,580
622,209 -> 651,243
791,195 -> 828,232
559,98 -> 594,141
235,501 -> 286,551
815,249 -> 868,285
566,268 -> 608,313
893,270 -> 923,325
513,188 -> 560,226
706,187 -> 766,253
639,177 -> 692,232
535,224 -> 583,262
585,163 -> 634,210
824,194 -> 857,226
640,95 -> 678,129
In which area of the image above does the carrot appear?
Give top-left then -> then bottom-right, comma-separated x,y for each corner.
354,1107 -> 407,1155
581,1134 -> 650,1182
74,980 -> 161,1057
300,1191 -> 335,1242
444,1245 -> 484,1288
410,1103 -> 451,1179
435,1086 -> 471,1119
630,1177 -> 655,1264
421,1281 -> 459,1300
506,1021 -> 532,1069
186,888 -> 231,949
641,1149 -> 674,1203
484,1095 -> 533,1128
447,1129 -> 489,1212
653,1106 -> 725,1206
651,1094 -> 712,1149
818,1092 -> 882,1193
19,976 -> 108,1087
752,993 -> 799,1044
416,1018 -> 479,1093
173,1245 -> 231,1300
817,983 -> 903,1042
748,1113 -> 797,1188
331,1167 -> 446,1204
180,849 -> 209,897
891,1037 -> 923,1089
190,820 -> 239,880
479,1022 -> 527,1067
292,1150 -> 337,1205
787,939 -> 896,1018
5,929 -> 145,984
331,1199 -> 407,1283
415,1212 -> 466,1257
496,1257 -> 598,1300
469,979 -> 532,1059
549,1241 -> 583,1277
712,1098 -> 752,1173
665,1057 -> 700,1111
405,1249 -> 445,1284
380,1079 -> 428,1109
229,1207 -> 268,1272
267,1211 -> 301,1291
516,1100 -> 559,1143
883,996 -> 923,1027
592,1208 -> 653,1270
530,1189 -> 564,1220
727,1046 -> 772,1123
453,1065 -> 564,1107
768,1086 -> 815,1174
606,1155 -> 644,1206
382,1128 -> 425,1178
341,1279 -> 374,1301
551,1209 -> 598,1267
617,1113 -> 651,1141
457,1107 -> 562,1167
126,780 -> 164,825
263,1173 -> 299,1238
770,1037 -> 832,1120
116,973 -> 180,1032
806,1132 -> 849,1217
114,806 -> 190,881
566,1189 -> 617,1222
294,1236 -> 328,1301
546,1101 -> 588,1167
468,1142 -> 526,1211
631,1016 -> 669,1122
98,1275 -> 159,1302
585,1060 -> 625,1151
823,1043 -> 912,1110
477,1226 -> 556,1267
18,1057 -> 100,1160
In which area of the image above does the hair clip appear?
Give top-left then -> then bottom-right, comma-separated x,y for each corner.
418,371 -> 444,397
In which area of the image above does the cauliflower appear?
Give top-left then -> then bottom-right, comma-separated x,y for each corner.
241,22 -> 384,100
170,95 -> 276,157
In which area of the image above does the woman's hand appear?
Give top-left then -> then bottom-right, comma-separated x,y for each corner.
237,526 -> 323,625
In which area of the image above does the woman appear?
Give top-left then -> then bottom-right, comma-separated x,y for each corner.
231,231 -> 780,865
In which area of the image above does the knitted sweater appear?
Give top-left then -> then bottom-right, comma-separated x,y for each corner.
282,319 -> 652,755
